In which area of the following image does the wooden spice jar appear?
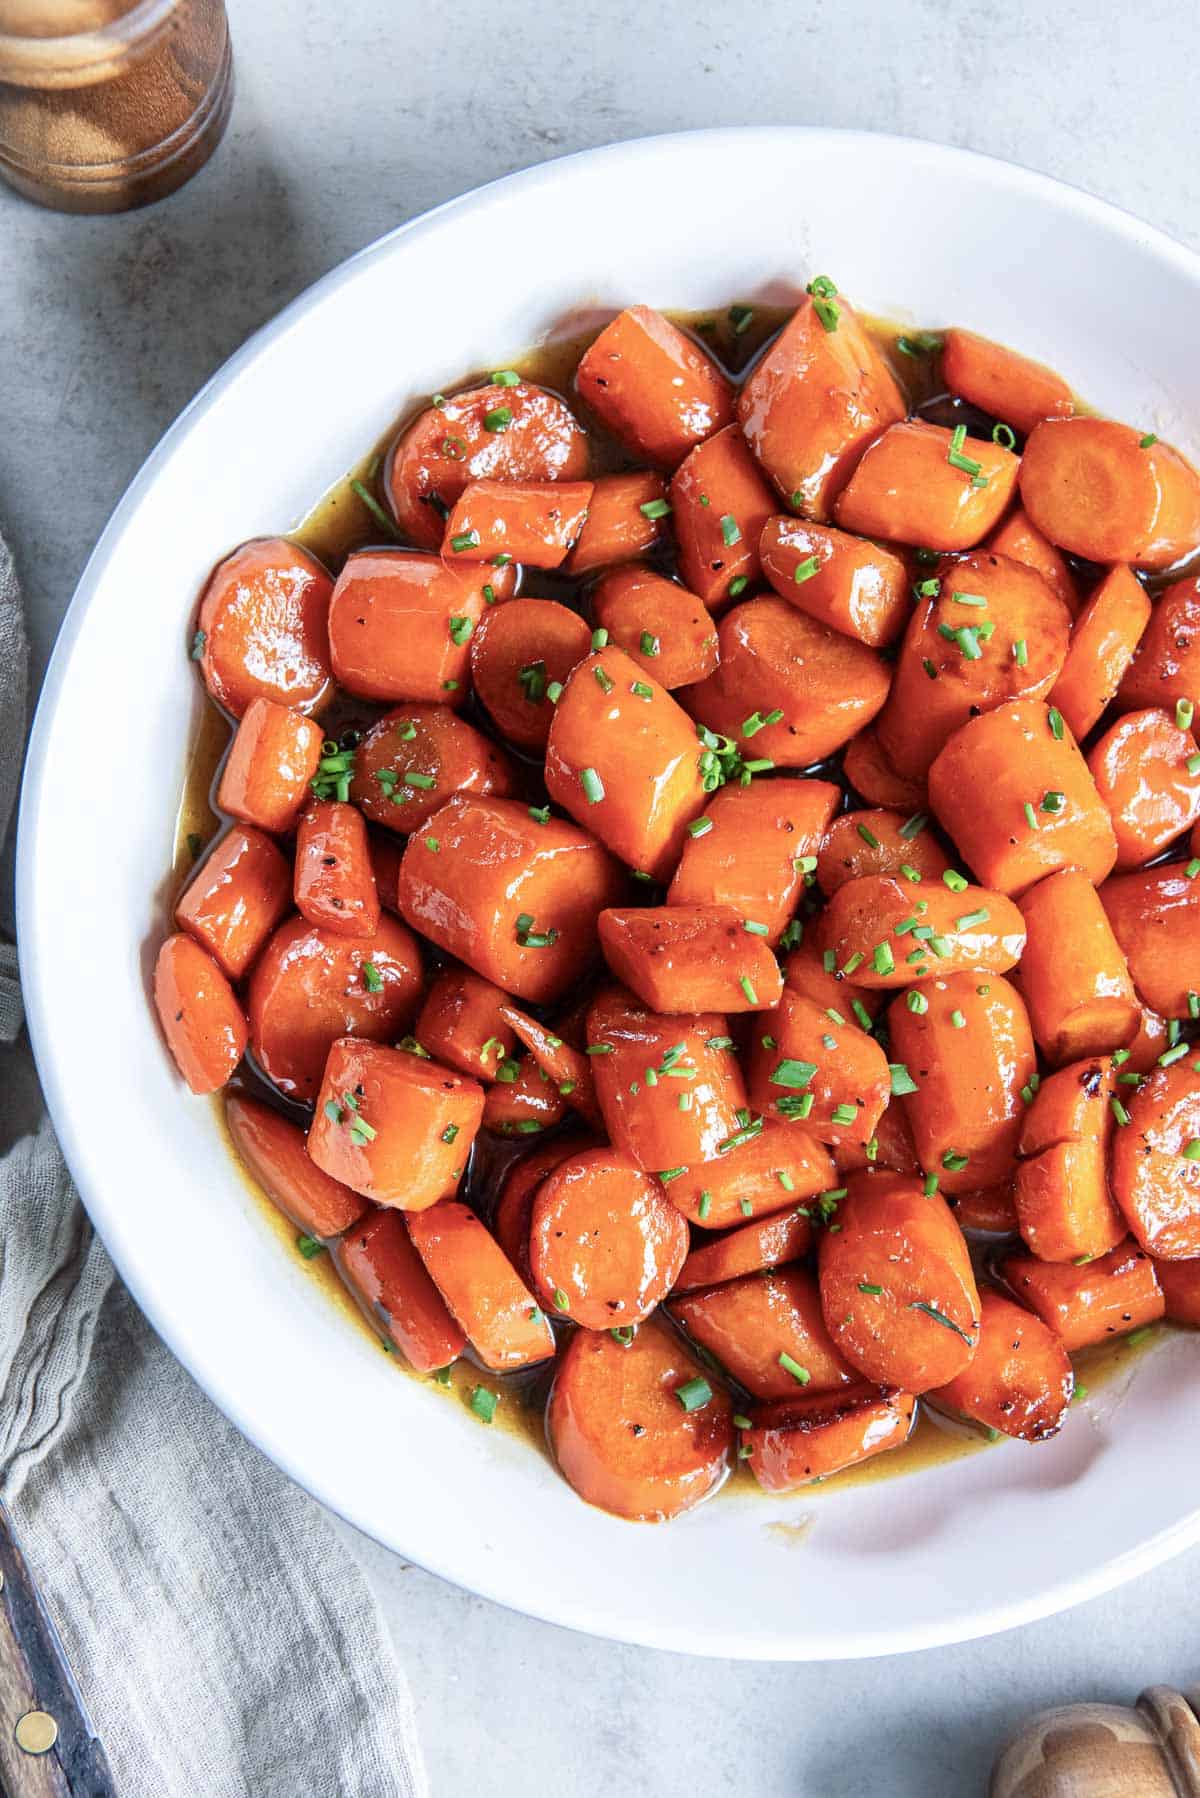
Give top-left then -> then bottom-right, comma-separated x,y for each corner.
990,1686 -> 1200,1796
0,0 -> 232,212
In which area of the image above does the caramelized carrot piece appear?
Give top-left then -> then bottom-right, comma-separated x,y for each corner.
1020,417 -> 1200,570
215,697 -> 323,834
441,479 -> 593,568
598,904 -> 784,1015
1125,1002 -> 1172,1074
1099,863 -> 1200,1020
1158,1259 -> 1200,1326
1049,566 -> 1151,740
661,1121 -> 834,1231
1001,1240 -> 1164,1351
406,1199 -> 555,1370
949,1182 -> 1019,1234
875,551 -> 1072,778
1088,708 -> 1200,871
842,726 -> 928,811
384,380 -> 588,549
834,420 -> 1019,551
1014,1058 -> 1125,1262
225,1092 -> 366,1239
889,972 -> 1035,1196
833,1097 -> 920,1181
497,1003 -> 604,1131
815,872 -> 1026,988
759,517 -> 910,648
737,292 -> 905,519
564,470 -> 667,574
929,1289 -> 1073,1442
928,700 -> 1118,895
174,825 -> 291,980
985,506 -> 1079,615
415,966 -> 517,1081
667,776 -> 838,945
482,1056 -> 568,1135
741,1385 -> 915,1492
818,1172 -> 980,1390
247,914 -> 423,1103
591,565 -> 719,689
195,536 -> 333,719
1117,573 -> 1200,713
337,1209 -> 467,1373
1018,868 -> 1139,1063
669,423 -> 777,608
398,794 -> 624,1004
294,801 -> 380,938
672,1204 -> 813,1294
575,306 -> 734,468
782,938 -> 881,1027
351,702 -> 516,833
468,598 -> 591,751
816,808 -> 950,896
745,986 -> 891,1149
1111,1064 -> 1200,1260
940,329 -> 1074,436
671,1263 -> 855,1400
547,1317 -> 733,1521
327,549 -> 496,703
545,646 -> 706,879
529,1147 -> 688,1328
492,1134 -> 595,1283
684,596 -> 891,768
154,933 -> 247,1095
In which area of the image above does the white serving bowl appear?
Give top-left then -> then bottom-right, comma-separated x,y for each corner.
17,128 -> 1200,1660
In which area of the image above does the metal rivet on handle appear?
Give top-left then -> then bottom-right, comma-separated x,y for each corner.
14,1710 -> 58,1755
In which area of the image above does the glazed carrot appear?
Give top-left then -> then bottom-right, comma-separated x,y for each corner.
1110,1064 -> 1200,1260
327,549 -> 497,703
575,305 -> 734,468
667,776 -> 839,945
547,1317 -> 734,1521
351,702 -> 516,833
1049,566 -> 1151,741
833,1098 -> 921,1181
1125,1002 -> 1171,1074
225,1093 -> 366,1239
545,646 -> 707,879
888,972 -> 1035,1196
591,566 -> 719,689
929,1289 -> 1073,1442
367,831 -> 403,914
337,1209 -> 466,1373
1020,417 -> 1200,570
1001,1240 -> 1164,1351
740,1385 -> 915,1493
985,506 -> 1079,616
815,872 -> 1026,989
585,986 -> 749,1173
875,551 -> 1072,778
406,1199 -> 555,1370
482,1056 -> 569,1135
671,1263 -> 855,1400
940,329 -> 1074,437
818,1173 -> 980,1390
308,1040 -> 484,1211
384,379 -> 589,549
782,939 -> 882,1026
661,1120 -> 833,1231
833,420 -> 1019,550
529,1147 -> 688,1328
195,537 -> 333,719
497,1003 -> 604,1131
736,291 -> 905,519
1099,863 -> 1200,1020
672,1204 -> 813,1294
669,423 -> 777,607
1117,573 -> 1200,713
684,596 -> 891,767
153,933 -> 247,1094
415,966 -> 517,1082
492,1134 -> 595,1283
1157,1259 -> 1200,1327
949,1183 -> 1020,1234
1088,709 -> 1200,871
927,700 -> 1119,895
759,517 -> 910,648
598,904 -> 784,1015
468,598 -> 591,751
1014,1058 -> 1125,1263
294,801 -> 380,938
563,470 -> 667,574
816,808 -> 950,897
745,986 -> 891,1149
247,914 -> 423,1102
215,697 -> 323,834
842,726 -> 927,811
1018,869 -> 1139,1063
398,794 -> 623,1004
442,479 -> 593,568
174,825 -> 291,980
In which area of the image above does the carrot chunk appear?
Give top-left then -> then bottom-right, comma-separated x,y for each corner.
442,479 -> 593,568
294,801 -> 380,938
327,549 -> 496,703
195,536 -> 333,719
659,1121 -> 834,1231
351,702 -> 516,833
1014,1058 -> 1125,1263
1018,868 -> 1139,1063
592,565 -> 719,690
745,986 -> 891,1149
1001,1240 -> 1163,1351
671,1264 -> 855,1400
1111,1064 -> 1200,1260
941,328 -> 1074,437
816,872 -> 1026,988
1099,863 -> 1200,1021
575,305 -> 734,468
1088,708 -> 1200,871
406,1199 -> 555,1370
1118,573 -> 1200,713
530,1147 -> 688,1328
154,933 -> 247,1094
759,516 -> 910,648
226,1093 -> 366,1240
564,470 -> 667,574
834,420 -> 1019,551
668,777 -> 838,944
816,808 -> 950,897
469,599 -> 591,751
1049,566 -> 1151,740
1020,417 -> 1200,570
740,1385 -> 915,1492
669,423 -> 777,608
337,1208 -> 467,1373
598,904 -> 784,1015
215,697 -> 323,835
175,825 -> 291,980
929,1289 -> 1072,1442
672,1204 -> 813,1294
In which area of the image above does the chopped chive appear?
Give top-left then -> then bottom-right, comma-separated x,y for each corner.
910,1300 -> 974,1343
943,869 -> 969,893
743,918 -> 769,937
942,1150 -> 969,1172
1040,790 -> 1065,814
895,331 -> 943,357
1110,1097 -> 1131,1127
1139,432 -> 1157,449
778,1170 -> 796,1192
1176,698 -> 1195,730
851,999 -> 873,1031
720,513 -> 742,547
697,1190 -> 712,1221
404,770 -> 435,789
898,862 -> 922,884
1183,1140 -> 1200,1161
297,1233 -> 325,1259
546,680 -> 564,703
593,664 -> 614,695
778,1351 -> 812,1385
1023,801 -> 1039,830
449,530 -> 480,553
631,680 -> 654,700
470,1386 -> 498,1422
776,1092 -> 814,1119
899,813 -> 928,840
906,991 -> 929,1017
675,1376 -> 713,1413
728,575 -> 749,597
706,1035 -> 735,1050
1013,638 -> 1029,667
639,630 -> 660,657
1188,858 -> 1200,879
688,816 -> 713,838
873,942 -> 895,976
949,1009 -> 966,1030
771,1059 -> 817,1089
915,577 -> 941,599
856,822 -> 880,849
640,498 -> 672,520
842,951 -> 865,976
889,1062 -> 918,1095
922,1173 -> 939,1197
591,626 -> 609,650
1188,753 -> 1200,776
792,554 -> 821,585
831,1103 -> 858,1126
658,1167 -> 686,1184
858,1281 -> 884,1296
739,975 -> 758,1003
992,422 -> 1016,451
956,908 -> 990,930
580,767 -> 605,804
491,369 -> 521,386
1047,707 -> 1065,740
729,303 -> 755,335
362,960 -> 384,993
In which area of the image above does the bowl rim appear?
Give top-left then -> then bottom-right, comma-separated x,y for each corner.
16,124 -> 1200,1661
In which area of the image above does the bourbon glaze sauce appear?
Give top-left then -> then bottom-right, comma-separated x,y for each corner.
178,303 -> 1174,1504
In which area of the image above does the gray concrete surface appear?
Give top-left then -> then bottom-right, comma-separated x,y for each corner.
4,1 -> 1199,1791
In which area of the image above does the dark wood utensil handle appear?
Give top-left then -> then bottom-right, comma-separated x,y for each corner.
0,1502 -> 116,1798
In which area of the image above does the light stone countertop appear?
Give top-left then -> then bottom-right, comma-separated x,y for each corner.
4,1 -> 1199,1790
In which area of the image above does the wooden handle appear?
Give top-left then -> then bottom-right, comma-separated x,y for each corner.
990,1687 -> 1200,1797
0,1501 -> 116,1798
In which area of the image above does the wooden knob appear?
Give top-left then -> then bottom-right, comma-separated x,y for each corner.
990,1687 -> 1200,1797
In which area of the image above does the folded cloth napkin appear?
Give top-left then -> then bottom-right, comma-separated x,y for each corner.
0,528 -> 428,1798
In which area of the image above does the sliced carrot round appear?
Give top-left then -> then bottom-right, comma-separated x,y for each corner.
672,1204 -> 813,1294
530,1147 -> 688,1328
225,1092 -> 366,1239
1111,1064 -> 1200,1260
337,1208 -> 466,1373
492,1134 -> 596,1283
929,1289 -> 1072,1442
816,808 -> 950,896
154,932 -> 247,1094
591,565 -> 719,690
842,726 -> 927,811
469,598 -> 592,750
1088,708 -> 1200,871
741,1385 -> 915,1493
1118,574 -> 1200,714
1021,417 -> 1200,570
406,1199 -> 554,1370
670,1263 -> 855,1399
196,536 -> 333,719
351,702 -> 517,833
